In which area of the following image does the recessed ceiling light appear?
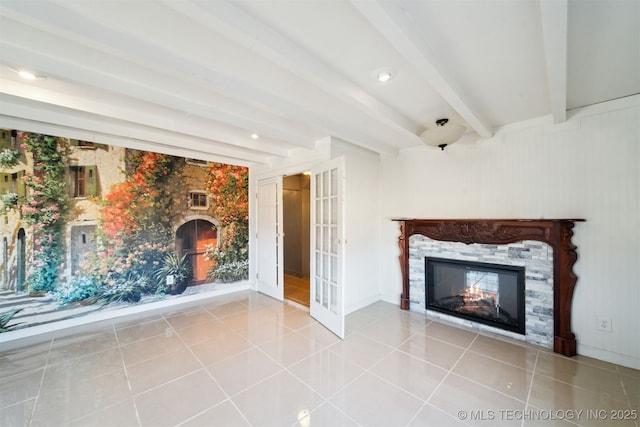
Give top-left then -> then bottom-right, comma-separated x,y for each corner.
371,67 -> 397,84
377,71 -> 392,83
13,68 -> 46,81
18,70 -> 37,80
250,133 -> 259,140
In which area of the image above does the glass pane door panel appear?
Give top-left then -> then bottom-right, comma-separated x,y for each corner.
331,258 -> 337,282
330,284 -> 337,313
316,199 -> 321,223
323,200 -> 329,224
315,173 -> 321,197
322,171 -> 329,197
315,277 -> 321,303
322,226 -> 329,250
322,280 -> 329,308
330,227 -> 337,254
322,253 -> 329,278
315,226 -> 321,251
330,199 -> 337,225
331,169 -> 337,196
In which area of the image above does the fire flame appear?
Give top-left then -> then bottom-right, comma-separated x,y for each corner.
463,284 -> 497,306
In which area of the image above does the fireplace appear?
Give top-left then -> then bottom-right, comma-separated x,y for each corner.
393,219 -> 585,357
425,257 -> 525,334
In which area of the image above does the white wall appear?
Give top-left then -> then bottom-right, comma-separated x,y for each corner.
331,140 -> 382,313
378,96 -> 640,369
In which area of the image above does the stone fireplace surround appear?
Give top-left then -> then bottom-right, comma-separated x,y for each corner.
411,236 -> 553,347
394,219 -> 584,357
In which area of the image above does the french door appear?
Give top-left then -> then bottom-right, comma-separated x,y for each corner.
256,177 -> 284,301
310,159 -> 344,338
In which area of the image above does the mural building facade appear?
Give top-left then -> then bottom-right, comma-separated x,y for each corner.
0,130 -> 248,318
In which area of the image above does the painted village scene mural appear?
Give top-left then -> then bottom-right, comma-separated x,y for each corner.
0,129 -> 249,333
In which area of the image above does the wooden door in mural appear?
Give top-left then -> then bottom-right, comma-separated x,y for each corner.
176,220 -> 217,283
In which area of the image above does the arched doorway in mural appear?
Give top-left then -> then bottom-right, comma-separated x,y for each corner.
176,219 -> 217,284
17,228 -> 26,292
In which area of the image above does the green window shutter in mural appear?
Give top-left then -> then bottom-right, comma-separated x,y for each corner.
0,130 -> 11,150
0,171 -> 26,197
0,173 -> 10,194
16,170 -> 26,198
85,165 -> 97,196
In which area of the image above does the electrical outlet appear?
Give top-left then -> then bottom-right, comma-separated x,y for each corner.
597,316 -> 612,332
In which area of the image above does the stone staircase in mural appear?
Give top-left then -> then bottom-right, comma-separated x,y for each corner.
0,290 -> 103,329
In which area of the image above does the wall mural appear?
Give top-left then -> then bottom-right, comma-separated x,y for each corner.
0,130 -> 249,332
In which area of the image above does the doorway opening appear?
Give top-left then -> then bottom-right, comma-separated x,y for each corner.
283,173 -> 311,307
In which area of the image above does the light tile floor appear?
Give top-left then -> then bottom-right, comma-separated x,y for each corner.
1,290 -> 638,427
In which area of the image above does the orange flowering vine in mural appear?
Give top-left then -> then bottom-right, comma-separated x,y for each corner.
100,151 -> 179,241
206,163 -> 249,226
204,162 -> 249,281
100,181 -> 137,240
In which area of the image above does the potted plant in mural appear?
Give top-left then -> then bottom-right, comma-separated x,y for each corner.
154,253 -> 192,294
20,133 -> 69,294
204,163 -> 249,282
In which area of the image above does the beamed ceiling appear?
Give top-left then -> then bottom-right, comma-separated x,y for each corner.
1,0 -> 638,166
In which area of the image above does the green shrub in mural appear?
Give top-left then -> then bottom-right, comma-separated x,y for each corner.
0,148 -> 20,169
0,308 -> 24,333
53,276 -> 100,306
1,192 -> 19,212
20,133 -> 69,293
87,273 -> 148,305
209,259 -> 249,283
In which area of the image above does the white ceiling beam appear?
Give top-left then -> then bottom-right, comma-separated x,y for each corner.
351,0 -> 493,139
0,115 -> 254,167
163,0 -> 421,140
0,7 -> 317,150
0,94 -> 272,164
2,1 -> 402,156
0,75 -> 290,159
539,0 -> 568,123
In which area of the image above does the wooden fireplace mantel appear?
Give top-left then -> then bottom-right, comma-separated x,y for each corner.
393,218 -> 585,357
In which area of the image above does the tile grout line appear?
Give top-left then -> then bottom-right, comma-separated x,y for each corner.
170,308 -> 256,427
115,320 -> 145,427
403,332 -> 479,427
26,336 -> 54,427
521,349 -> 540,427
